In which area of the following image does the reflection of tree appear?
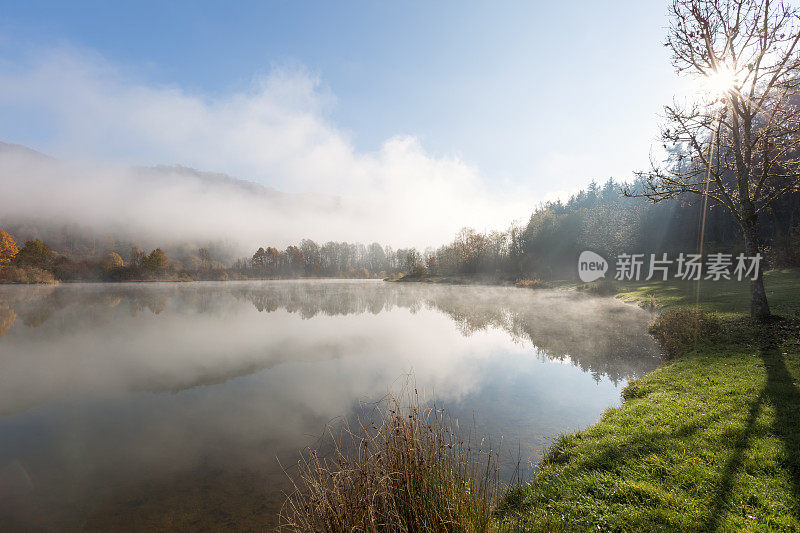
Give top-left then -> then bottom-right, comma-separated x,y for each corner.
0,286 -> 177,329
228,283 -> 661,382
407,289 -> 661,384
0,282 -> 660,382
229,282 -> 397,319
0,305 -> 17,339
121,289 -> 171,316
22,308 -> 52,328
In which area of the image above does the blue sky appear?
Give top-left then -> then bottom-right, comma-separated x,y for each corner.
0,1 -> 686,244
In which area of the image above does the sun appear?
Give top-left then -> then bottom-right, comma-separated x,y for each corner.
701,64 -> 741,97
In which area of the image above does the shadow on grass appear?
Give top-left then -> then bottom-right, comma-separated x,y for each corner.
759,320 -> 800,514
560,420 -> 706,475
706,317 -> 800,531
705,388 -> 766,531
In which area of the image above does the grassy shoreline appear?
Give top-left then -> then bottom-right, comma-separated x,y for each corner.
498,269 -> 800,531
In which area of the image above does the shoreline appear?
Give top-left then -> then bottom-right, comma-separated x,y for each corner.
3,272 -> 797,530
497,268 -> 800,531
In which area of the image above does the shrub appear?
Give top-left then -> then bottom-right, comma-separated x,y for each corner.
0,265 -> 56,284
648,308 -> 721,358
576,279 -> 618,296
280,390 -> 501,532
515,278 -> 544,289
53,259 -> 102,281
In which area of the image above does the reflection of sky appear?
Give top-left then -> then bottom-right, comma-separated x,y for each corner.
0,281 -> 660,529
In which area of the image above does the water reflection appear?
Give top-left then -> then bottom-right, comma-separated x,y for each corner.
0,281 -> 660,530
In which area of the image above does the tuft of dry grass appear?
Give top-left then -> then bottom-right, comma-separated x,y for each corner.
280,389 -> 503,532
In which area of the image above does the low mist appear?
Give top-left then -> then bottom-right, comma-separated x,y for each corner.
0,48 -> 538,253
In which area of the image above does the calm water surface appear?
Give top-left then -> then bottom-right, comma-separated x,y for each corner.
0,280 -> 660,530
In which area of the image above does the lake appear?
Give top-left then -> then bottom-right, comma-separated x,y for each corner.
0,280 -> 661,530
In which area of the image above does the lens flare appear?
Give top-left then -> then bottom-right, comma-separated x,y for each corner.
702,64 -> 740,97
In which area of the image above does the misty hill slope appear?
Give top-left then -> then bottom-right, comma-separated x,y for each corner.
143,165 -> 284,197
0,141 -> 54,160
0,141 -> 344,259
1,140 -> 336,206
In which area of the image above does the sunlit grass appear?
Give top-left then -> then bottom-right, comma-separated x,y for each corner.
498,268 -> 800,531
615,269 -> 800,317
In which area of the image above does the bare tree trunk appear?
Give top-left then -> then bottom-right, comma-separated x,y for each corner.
743,212 -> 771,319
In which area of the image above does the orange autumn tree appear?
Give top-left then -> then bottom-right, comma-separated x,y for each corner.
0,230 -> 19,267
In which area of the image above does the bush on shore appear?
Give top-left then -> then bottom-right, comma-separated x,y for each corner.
648,307 -> 721,358
0,266 -> 57,284
576,279 -> 617,296
514,278 -> 544,289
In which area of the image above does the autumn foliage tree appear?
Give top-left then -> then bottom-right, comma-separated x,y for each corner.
103,252 -> 124,269
144,248 -> 169,273
0,230 -> 19,267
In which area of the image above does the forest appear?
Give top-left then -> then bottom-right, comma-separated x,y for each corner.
1,174 -> 798,284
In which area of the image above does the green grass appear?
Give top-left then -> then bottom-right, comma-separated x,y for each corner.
498,268 -> 800,532
614,268 -> 800,317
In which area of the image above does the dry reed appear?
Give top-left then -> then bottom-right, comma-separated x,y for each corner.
280,388 -> 503,532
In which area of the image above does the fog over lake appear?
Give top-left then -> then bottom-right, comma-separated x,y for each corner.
0,281 -> 660,530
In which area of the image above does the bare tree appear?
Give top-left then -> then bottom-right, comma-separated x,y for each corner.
630,0 -> 800,318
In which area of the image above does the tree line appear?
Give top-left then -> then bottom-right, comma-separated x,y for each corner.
397,178 -> 797,281
234,240 -> 403,279
0,232 -> 177,282
1,172 -> 798,284
0,229 -> 410,282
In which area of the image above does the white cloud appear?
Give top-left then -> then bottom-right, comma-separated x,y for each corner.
0,47 -> 538,249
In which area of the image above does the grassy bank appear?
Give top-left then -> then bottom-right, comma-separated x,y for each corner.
499,269 -> 800,531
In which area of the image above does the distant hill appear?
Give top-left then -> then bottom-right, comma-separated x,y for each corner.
0,141 -> 343,262
143,164 -> 283,196
0,141 -> 54,160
